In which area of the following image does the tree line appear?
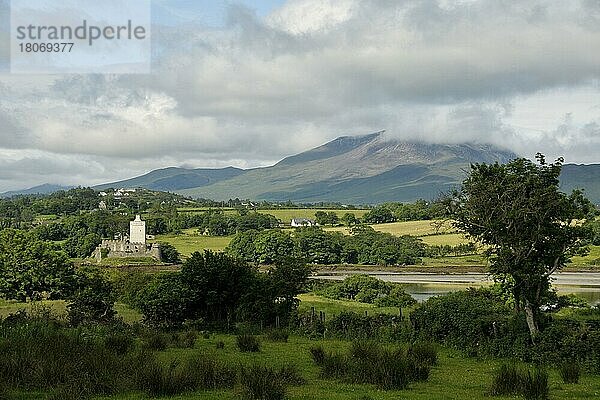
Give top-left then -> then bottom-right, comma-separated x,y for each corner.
227,226 -> 427,266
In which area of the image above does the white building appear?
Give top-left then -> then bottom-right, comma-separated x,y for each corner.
291,218 -> 316,227
129,215 -> 146,244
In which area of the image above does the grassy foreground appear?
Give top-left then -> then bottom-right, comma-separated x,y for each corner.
90,334 -> 600,400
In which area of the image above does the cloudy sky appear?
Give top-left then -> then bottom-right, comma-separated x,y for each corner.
0,0 -> 599,191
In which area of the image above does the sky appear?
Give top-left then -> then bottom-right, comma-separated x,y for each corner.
0,0 -> 599,191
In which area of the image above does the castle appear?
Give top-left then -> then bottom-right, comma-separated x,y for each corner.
93,215 -> 162,262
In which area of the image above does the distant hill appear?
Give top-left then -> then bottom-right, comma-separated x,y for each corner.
0,184 -> 74,198
94,166 -> 245,191
93,132 -> 600,204
559,164 -> 600,204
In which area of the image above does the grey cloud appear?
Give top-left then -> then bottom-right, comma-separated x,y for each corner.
0,0 -> 599,191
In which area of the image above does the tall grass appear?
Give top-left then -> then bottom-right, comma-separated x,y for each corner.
0,321 -> 137,399
238,365 -> 287,400
312,341 -> 437,390
490,364 -> 521,396
560,361 -> 580,384
522,368 -> 549,400
236,334 -> 261,352
490,364 -> 549,400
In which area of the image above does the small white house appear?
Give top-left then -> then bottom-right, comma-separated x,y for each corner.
291,218 -> 316,227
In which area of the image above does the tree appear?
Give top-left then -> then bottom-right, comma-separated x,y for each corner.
362,206 -> 396,224
0,229 -> 76,301
451,154 -> 594,338
67,267 -> 116,326
158,242 -> 181,264
138,272 -> 190,328
180,250 -> 256,323
341,212 -> 358,226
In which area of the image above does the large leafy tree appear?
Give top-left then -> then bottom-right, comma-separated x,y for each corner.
452,154 -> 594,338
0,229 -> 76,301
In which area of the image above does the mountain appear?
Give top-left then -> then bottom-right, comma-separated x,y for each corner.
559,164 -> 600,204
94,132 -> 600,204
94,166 -> 245,191
0,184 -> 74,198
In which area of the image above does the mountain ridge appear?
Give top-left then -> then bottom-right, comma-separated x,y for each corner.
6,133 -> 600,204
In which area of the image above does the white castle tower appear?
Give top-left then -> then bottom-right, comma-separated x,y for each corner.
129,215 -> 146,244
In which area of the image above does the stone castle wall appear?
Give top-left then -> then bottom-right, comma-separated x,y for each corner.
93,239 -> 162,262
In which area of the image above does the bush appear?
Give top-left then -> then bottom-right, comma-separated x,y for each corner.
138,273 -> 190,328
325,311 -> 403,340
374,286 -> 417,308
310,346 -> 325,365
522,368 -> 549,400
407,342 -> 438,366
276,365 -> 305,386
135,359 -> 193,397
67,267 -> 116,326
216,340 -> 225,349
143,333 -> 168,351
410,288 -> 519,356
266,329 -> 289,342
559,361 -> 580,384
170,330 -> 198,348
0,321 -> 138,398
313,341 -> 436,390
185,355 -> 237,389
236,334 -> 260,352
238,365 -> 287,400
490,364 -> 521,396
104,333 -> 135,355
319,352 -> 349,380
489,364 -> 549,400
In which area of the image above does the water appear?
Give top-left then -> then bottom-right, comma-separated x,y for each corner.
314,271 -> 600,306
401,282 -> 600,305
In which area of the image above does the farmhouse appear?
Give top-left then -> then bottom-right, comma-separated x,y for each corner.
291,218 -> 316,227
92,215 -> 161,262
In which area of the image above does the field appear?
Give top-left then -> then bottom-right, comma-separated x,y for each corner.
153,219 -> 600,269
2,288 -> 600,400
177,208 -> 370,223
0,299 -> 142,324
154,229 -> 235,256
297,293 -> 403,316
95,335 -> 598,400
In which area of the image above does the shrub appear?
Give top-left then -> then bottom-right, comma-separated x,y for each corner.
326,311 -> 403,340
216,340 -> 225,349
410,288 -> 517,356
407,342 -> 438,366
0,321 -> 137,398
135,359 -> 193,397
310,345 -> 325,365
313,341 -> 435,390
559,361 -> 580,384
276,364 -> 305,386
319,353 -> 349,380
236,334 -> 260,352
489,364 -> 549,400
238,365 -> 287,400
138,273 -> 190,329
143,333 -> 168,351
104,333 -> 135,355
266,329 -> 289,342
170,330 -> 198,348
490,364 -> 521,396
67,267 -> 116,326
185,355 -> 237,389
374,287 -> 417,308
522,368 -> 549,400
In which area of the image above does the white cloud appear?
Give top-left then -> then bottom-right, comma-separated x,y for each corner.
0,0 -> 600,191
